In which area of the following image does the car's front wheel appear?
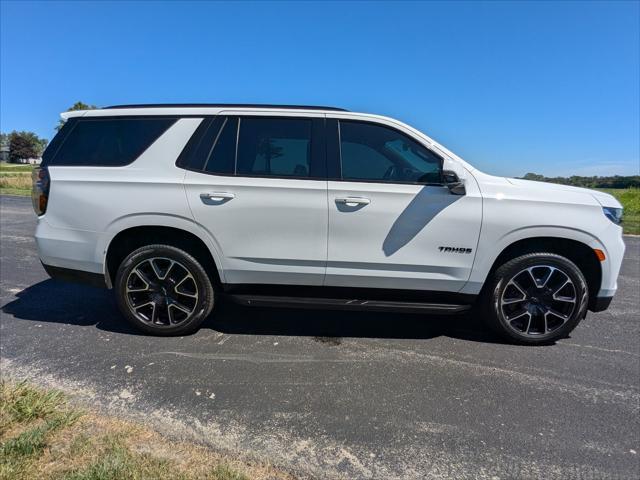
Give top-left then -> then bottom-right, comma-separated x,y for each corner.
114,244 -> 214,336
483,253 -> 588,345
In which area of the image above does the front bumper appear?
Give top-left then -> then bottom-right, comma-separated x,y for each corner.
589,295 -> 614,313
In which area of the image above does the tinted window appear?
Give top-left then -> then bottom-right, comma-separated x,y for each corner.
176,116 -> 237,174
176,117 -> 223,171
48,117 -> 176,166
339,121 -> 442,184
203,117 -> 237,174
237,118 -> 312,177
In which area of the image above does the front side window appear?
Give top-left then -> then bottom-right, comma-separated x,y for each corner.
237,118 -> 312,177
47,117 -> 176,166
339,120 -> 443,184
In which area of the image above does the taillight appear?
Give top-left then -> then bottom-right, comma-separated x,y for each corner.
32,167 -> 50,216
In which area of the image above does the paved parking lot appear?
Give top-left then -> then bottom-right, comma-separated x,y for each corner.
1,194 -> 638,479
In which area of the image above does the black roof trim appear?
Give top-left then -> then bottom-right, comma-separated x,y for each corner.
103,103 -> 348,112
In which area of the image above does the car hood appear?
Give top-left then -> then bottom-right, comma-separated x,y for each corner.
505,178 -> 622,208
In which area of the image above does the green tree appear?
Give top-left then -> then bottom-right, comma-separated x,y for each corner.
56,101 -> 98,131
8,131 -> 48,162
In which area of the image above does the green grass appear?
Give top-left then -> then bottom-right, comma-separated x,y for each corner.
597,188 -> 640,235
0,187 -> 31,196
0,163 -> 32,196
0,380 -> 289,480
0,381 -> 81,479
0,162 -> 34,172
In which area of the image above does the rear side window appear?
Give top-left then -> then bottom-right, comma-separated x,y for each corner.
176,116 -> 325,179
46,117 -> 176,166
237,118 -> 312,177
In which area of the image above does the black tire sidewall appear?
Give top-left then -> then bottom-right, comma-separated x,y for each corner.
486,253 -> 588,345
114,244 -> 214,336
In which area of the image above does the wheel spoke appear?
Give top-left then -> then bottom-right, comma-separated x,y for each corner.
552,278 -> 570,294
506,309 -> 530,322
149,258 -> 174,280
547,309 -> 569,321
130,297 -> 153,309
507,278 -> 528,298
502,297 -> 527,305
128,268 -> 152,293
525,313 -> 533,334
150,302 -> 159,324
168,302 -> 191,324
553,296 -> 576,304
527,266 -> 555,288
174,273 -> 197,298
171,301 -> 192,314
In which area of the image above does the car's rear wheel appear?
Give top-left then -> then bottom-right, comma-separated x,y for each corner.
482,253 -> 588,345
114,244 -> 214,336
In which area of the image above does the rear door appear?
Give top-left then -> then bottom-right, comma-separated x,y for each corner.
183,113 -> 328,285
325,118 -> 482,292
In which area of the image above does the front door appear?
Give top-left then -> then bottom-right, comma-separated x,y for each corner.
325,118 -> 482,292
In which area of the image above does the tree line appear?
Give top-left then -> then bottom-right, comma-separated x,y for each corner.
521,172 -> 639,189
1,102 -> 96,162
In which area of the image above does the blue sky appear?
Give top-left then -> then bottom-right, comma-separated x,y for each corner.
1,1 -> 638,177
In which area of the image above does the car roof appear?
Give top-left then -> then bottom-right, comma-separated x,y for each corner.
61,104 -> 349,120
103,103 -> 348,111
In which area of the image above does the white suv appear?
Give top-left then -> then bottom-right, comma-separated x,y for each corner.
32,104 -> 625,344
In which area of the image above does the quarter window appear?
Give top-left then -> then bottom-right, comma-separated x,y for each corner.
47,117 -> 176,167
339,121 -> 443,184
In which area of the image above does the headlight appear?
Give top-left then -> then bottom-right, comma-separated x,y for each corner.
602,206 -> 623,225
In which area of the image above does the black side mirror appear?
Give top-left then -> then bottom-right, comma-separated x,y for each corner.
442,170 -> 466,195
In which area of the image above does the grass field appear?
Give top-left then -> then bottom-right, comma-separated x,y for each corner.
1,163 -> 638,234
0,163 -> 33,197
0,380 -> 292,480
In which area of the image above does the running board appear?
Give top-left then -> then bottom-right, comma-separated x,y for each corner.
226,295 -> 471,314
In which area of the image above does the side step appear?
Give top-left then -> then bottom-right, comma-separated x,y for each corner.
226,295 -> 471,314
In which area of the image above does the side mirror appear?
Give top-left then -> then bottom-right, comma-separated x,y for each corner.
442,170 -> 466,195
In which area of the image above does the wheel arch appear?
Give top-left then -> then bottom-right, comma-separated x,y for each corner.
482,236 -> 602,310
104,224 -> 223,290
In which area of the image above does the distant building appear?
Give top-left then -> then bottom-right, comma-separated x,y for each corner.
13,157 -> 42,165
0,143 -> 8,163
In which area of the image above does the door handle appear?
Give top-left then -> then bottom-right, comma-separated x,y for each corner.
335,197 -> 370,206
200,192 -> 235,201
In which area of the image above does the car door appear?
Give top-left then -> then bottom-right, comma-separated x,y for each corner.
325,118 -> 482,292
183,113 -> 328,285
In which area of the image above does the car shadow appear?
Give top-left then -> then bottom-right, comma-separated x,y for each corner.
2,279 -> 510,344
383,186 -> 460,257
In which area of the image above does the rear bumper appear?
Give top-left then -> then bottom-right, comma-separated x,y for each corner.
35,217 -> 105,275
42,263 -> 108,288
589,295 -> 614,313
41,263 -> 108,289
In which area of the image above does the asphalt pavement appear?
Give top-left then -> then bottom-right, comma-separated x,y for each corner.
1,194 -> 638,479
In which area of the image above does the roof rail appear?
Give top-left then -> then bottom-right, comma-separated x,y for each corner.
103,103 -> 348,112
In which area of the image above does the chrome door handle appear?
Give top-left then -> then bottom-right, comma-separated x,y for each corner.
335,197 -> 370,206
200,192 -> 235,201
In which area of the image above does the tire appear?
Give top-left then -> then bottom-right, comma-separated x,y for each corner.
114,244 -> 215,336
481,253 -> 588,345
